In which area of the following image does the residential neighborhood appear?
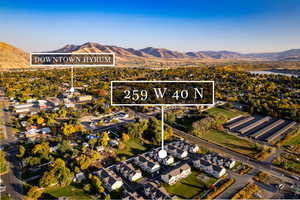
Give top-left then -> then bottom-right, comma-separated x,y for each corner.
0,67 -> 300,200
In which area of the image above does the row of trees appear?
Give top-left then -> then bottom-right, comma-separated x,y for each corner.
126,117 -> 173,144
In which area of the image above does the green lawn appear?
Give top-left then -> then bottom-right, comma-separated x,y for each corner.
207,107 -> 244,119
281,129 -> 300,154
117,138 -> 148,158
200,130 -> 261,158
163,170 -> 216,199
44,184 -> 94,200
282,131 -> 300,146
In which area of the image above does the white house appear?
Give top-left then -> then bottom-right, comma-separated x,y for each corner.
73,172 -> 86,183
193,158 -> 226,178
165,144 -> 188,159
201,153 -> 236,169
169,140 -> 199,153
134,155 -> 160,173
96,168 -> 123,192
40,127 -> 51,134
116,163 -> 142,182
146,150 -> 174,165
161,163 -> 191,185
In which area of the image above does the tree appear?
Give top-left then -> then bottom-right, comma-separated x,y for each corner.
39,158 -> 73,187
78,154 -> 91,170
36,117 -> 44,125
16,145 -> 26,158
164,126 -> 173,140
91,175 -> 104,193
26,186 -> 44,200
88,138 -> 97,149
122,133 -> 130,142
32,142 -> 50,159
101,132 -> 110,147
165,113 -> 176,125
147,117 -> 161,144
61,123 -> 76,137
0,150 -> 8,173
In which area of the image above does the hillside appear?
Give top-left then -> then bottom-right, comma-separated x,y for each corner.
50,42 -> 300,61
0,42 -> 29,68
1,41 -> 300,69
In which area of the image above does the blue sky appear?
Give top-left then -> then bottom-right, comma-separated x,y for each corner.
1,0 -> 300,53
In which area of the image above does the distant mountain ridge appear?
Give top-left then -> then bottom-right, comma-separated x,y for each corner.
1,41 -> 300,68
49,42 -> 300,61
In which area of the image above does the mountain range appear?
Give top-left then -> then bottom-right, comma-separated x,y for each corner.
1,41 -> 300,68
49,42 -> 300,61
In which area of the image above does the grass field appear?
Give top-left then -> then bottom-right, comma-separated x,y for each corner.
163,170 -> 216,199
281,128 -> 300,154
283,133 -> 300,146
117,138 -> 148,158
44,184 -> 94,200
200,130 -> 261,158
206,107 -> 244,119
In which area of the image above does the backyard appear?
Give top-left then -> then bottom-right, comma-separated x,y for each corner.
117,138 -> 150,159
163,170 -> 217,199
43,184 -> 94,200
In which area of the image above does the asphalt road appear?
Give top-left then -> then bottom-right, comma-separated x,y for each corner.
0,94 -> 24,200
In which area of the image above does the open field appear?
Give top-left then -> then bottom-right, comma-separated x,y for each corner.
200,130 -> 262,158
207,107 -> 244,119
117,138 -> 149,158
163,170 -> 216,199
44,184 -> 94,200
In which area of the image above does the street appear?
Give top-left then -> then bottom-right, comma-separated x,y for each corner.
0,91 -> 24,200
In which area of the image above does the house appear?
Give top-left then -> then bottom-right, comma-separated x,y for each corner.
64,103 -> 75,108
40,127 -> 51,134
165,144 -> 188,159
15,108 -> 30,113
76,95 -> 93,102
144,182 -> 173,200
14,103 -> 33,110
38,100 -> 48,109
193,158 -> 226,178
25,126 -> 39,138
146,150 -> 174,165
73,172 -> 86,183
201,153 -> 236,169
134,155 -> 160,173
50,145 -> 59,152
20,121 -> 27,127
169,141 -> 199,153
115,163 -> 142,182
161,163 -> 191,185
115,112 -> 129,119
95,168 -> 123,192
47,97 -> 60,107
109,139 -> 119,147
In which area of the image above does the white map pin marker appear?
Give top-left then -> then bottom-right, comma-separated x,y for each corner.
158,149 -> 167,159
159,106 -> 167,159
70,87 -> 75,93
